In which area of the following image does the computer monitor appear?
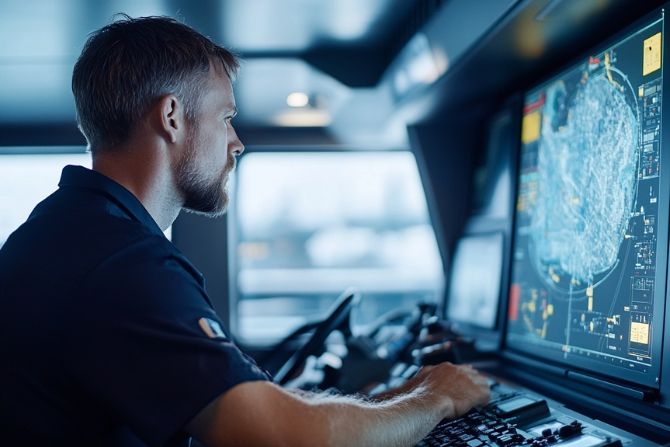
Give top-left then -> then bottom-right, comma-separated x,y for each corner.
447,232 -> 503,330
507,9 -> 667,388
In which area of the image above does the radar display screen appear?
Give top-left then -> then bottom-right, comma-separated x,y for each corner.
507,12 -> 666,387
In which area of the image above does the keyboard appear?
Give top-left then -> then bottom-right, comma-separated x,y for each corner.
417,386 -> 625,447
373,363 -> 654,446
418,409 -> 523,446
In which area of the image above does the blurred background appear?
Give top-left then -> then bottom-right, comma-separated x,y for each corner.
0,0 -> 662,347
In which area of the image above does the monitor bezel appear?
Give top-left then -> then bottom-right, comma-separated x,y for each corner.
504,5 -> 668,390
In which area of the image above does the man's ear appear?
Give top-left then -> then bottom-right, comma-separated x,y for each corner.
158,95 -> 184,144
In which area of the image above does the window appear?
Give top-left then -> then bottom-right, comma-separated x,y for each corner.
231,151 -> 444,343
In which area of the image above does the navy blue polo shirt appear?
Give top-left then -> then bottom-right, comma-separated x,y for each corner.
0,165 -> 269,446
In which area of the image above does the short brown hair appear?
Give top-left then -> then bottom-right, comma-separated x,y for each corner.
72,15 -> 239,152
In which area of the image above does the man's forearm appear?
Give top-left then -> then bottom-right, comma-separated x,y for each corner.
295,385 -> 449,447
189,364 -> 489,447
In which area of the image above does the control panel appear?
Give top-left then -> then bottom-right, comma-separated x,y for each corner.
415,379 -> 659,446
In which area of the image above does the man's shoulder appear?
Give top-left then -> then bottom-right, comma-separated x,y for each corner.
8,186 -> 147,246
5,199 -> 159,263
88,228 -> 200,285
79,230 -> 209,315
0,188 -> 194,297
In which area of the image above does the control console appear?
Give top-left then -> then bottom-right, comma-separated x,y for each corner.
416,380 -> 657,447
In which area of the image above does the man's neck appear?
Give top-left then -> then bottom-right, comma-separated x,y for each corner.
91,139 -> 182,231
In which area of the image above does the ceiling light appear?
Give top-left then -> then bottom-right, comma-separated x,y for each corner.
286,92 -> 310,108
272,109 -> 331,127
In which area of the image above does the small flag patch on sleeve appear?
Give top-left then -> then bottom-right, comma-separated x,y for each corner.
198,317 -> 227,340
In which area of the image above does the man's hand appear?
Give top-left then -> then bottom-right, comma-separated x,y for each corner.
409,363 -> 491,419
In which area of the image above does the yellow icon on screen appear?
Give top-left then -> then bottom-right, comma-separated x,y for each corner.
643,32 -> 662,76
630,321 -> 650,345
522,111 -> 541,144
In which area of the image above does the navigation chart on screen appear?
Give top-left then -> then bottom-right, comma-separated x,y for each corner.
508,17 -> 664,382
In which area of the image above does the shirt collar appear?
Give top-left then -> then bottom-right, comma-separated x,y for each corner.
58,165 -> 165,237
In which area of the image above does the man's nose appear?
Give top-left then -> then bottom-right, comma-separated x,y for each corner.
230,129 -> 244,156
232,139 -> 244,156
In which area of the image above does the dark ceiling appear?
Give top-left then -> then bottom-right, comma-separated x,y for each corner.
1,0 -> 667,148
0,0 -> 444,135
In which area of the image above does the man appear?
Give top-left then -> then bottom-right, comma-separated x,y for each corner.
0,16 -> 490,446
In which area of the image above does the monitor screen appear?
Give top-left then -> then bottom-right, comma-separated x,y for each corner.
507,11 -> 666,387
447,233 -> 503,330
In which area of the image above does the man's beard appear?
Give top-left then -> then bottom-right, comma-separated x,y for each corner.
175,130 -> 231,217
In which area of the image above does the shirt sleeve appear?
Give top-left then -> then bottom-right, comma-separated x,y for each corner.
73,235 -> 269,446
